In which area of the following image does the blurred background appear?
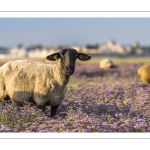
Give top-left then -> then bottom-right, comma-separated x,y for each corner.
0,18 -> 150,60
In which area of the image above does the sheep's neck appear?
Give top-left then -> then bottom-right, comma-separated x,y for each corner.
55,59 -> 70,86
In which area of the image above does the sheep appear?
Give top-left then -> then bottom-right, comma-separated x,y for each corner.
138,64 -> 150,83
0,48 -> 91,117
99,58 -> 116,69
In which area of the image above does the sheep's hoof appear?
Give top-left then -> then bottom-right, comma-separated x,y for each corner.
37,105 -> 46,112
51,105 -> 59,118
51,115 -> 58,119
50,113 -> 56,118
45,114 -> 51,117
4,95 -> 10,100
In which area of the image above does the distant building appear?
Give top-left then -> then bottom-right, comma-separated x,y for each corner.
71,46 -> 82,52
131,42 -> 139,49
9,46 -> 27,58
27,47 -> 60,59
99,40 -> 126,54
0,40 -> 148,59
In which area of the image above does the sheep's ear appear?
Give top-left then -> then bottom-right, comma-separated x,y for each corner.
77,53 -> 91,61
46,52 -> 61,61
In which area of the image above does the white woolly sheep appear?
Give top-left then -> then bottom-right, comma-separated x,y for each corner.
99,58 -> 115,69
0,48 -> 91,117
138,64 -> 150,83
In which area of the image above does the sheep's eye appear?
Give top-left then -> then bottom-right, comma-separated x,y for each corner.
53,55 -> 58,60
79,55 -> 82,58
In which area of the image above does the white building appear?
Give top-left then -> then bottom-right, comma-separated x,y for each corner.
9,46 -> 27,58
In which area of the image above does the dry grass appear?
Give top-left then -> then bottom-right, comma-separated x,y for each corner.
77,57 -> 150,65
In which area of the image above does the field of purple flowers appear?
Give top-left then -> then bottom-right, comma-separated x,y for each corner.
0,59 -> 150,132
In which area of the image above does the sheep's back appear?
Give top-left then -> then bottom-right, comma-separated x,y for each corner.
0,60 -> 34,77
7,62 -> 56,90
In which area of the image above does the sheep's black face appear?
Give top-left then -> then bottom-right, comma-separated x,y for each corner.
60,48 -> 77,75
46,48 -> 91,76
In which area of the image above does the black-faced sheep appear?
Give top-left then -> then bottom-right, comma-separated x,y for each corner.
138,64 -> 150,83
0,48 -> 91,117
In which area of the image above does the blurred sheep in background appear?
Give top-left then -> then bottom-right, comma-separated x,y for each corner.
138,64 -> 150,83
99,58 -> 116,69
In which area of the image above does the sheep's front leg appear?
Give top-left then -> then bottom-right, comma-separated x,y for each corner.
51,105 -> 59,117
11,99 -> 23,111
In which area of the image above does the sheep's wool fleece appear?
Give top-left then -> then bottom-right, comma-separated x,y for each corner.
99,58 -> 114,68
138,64 -> 150,83
0,60 -> 67,106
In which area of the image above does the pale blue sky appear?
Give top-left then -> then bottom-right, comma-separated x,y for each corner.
0,18 -> 150,47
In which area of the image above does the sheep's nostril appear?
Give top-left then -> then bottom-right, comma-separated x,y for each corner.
65,66 -> 75,75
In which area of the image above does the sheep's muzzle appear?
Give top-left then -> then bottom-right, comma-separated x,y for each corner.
65,66 -> 75,75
